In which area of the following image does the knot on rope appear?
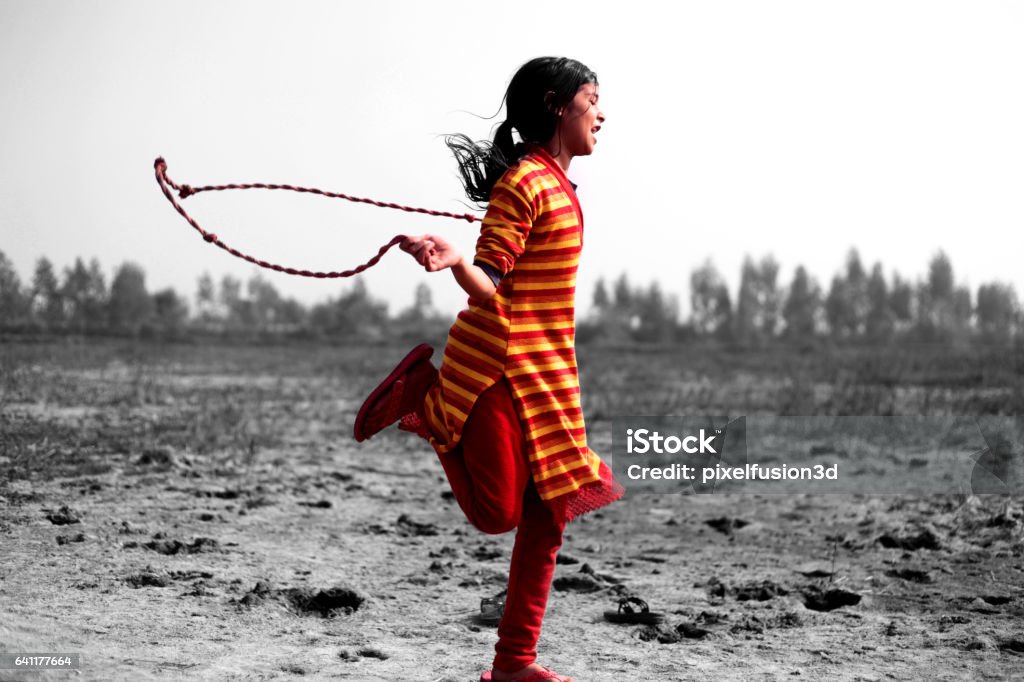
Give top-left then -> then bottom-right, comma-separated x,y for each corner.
203,232 -> 217,243
178,184 -> 195,199
154,157 -> 167,172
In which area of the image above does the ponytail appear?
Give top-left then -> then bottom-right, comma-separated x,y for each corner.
445,120 -> 526,207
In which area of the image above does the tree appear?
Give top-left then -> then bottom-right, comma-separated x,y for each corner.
845,248 -> 869,335
0,250 -> 29,329
952,285 -> 973,343
734,255 -> 781,344
219,274 -> 251,329
247,273 -> 283,330
592,277 -> 610,312
613,273 -> 632,310
889,273 -> 914,333
634,281 -> 677,342
62,258 -> 108,333
31,257 -> 63,330
195,272 -> 217,321
977,282 -> 1019,343
917,251 -> 957,341
397,282 -> 438,322
311,279 -> 388,338
864,263 -> 893,342
782,265 -> 821,340
690,260 -> 732,337
824,249 -> 871,340
107,262 -> 153,335
152,288 -> 189,336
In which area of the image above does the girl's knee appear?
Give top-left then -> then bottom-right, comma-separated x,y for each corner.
468,506 -> 520,535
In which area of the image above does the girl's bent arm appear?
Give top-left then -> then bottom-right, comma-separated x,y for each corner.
452,257 -> 498,301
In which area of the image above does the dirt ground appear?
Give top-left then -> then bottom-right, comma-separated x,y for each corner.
1,341 -> 1022,681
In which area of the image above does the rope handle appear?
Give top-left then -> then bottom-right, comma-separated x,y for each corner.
153,157 -> 486,279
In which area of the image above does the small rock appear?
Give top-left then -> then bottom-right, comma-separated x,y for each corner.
45,506 -> 81,525
637,624 -> 682,644
552,573 -> 603,593
801,586 -> 862,612
676,622 -> 712,639
877,528 -> 942,551
126,572 -> 171,588
705,516 -> 750,535
735,580 -> 789,601
298,500 -> 333,509
396,514 -> 438,536
885,567 -> 933,583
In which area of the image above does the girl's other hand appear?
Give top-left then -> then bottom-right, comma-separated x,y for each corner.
401,234 -> 496,301
401,234 -> 463,272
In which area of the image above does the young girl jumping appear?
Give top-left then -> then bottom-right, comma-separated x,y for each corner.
353,56 -> 623,682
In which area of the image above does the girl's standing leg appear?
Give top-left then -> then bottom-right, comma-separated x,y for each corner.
434,378 -> 565,674
493,482 -> 564,673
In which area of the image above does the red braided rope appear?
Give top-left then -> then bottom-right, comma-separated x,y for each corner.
153,157 -> 482,279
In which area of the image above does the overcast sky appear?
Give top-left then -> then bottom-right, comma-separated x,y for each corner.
2,1 -> 1021,318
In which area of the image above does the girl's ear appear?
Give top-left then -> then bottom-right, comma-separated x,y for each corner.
543,90 -> 562,116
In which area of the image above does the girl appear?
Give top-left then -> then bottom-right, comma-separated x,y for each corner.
354,56 -> 622,682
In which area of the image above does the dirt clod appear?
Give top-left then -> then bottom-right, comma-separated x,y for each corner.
143,536 -> 221,555
734,579 -> 789,601
396,514 -> 438,536
886,567 -> 933,583
801,586 -> 862,612
877,528 -> 942,551
283,586 -> 364,617
45,505 -> 81,525
705,516 -> 750,535
126,572 -> 171,588
552,573 -> 603,593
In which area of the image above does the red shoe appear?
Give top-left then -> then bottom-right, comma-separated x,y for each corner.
479,667 -> 574,682
353,344 -> 436,442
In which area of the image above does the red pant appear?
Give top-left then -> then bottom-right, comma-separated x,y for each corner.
434,377 -> 565,673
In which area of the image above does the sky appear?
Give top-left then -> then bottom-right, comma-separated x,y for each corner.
1,1 -> 1022,318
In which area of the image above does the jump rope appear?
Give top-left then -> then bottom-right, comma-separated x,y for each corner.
154,156 -> 496,278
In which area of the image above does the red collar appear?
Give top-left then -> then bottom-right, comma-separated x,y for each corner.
523,144 -> 584,235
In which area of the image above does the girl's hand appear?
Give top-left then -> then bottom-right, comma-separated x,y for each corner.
401,234 -> 463,272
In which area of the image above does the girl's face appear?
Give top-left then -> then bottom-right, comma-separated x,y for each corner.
555,83 -> 604,158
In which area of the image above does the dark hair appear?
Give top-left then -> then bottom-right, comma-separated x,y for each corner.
446,57 -> 598,206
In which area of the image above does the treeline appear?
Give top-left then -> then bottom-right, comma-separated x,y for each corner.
583,249 -> 1020,347
0,252 -> 447,341
0,249 -> 1019,347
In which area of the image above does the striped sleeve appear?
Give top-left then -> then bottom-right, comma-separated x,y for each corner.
473,167 -> 538,276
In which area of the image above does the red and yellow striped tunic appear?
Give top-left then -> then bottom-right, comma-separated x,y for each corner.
423,145 -> 622,522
